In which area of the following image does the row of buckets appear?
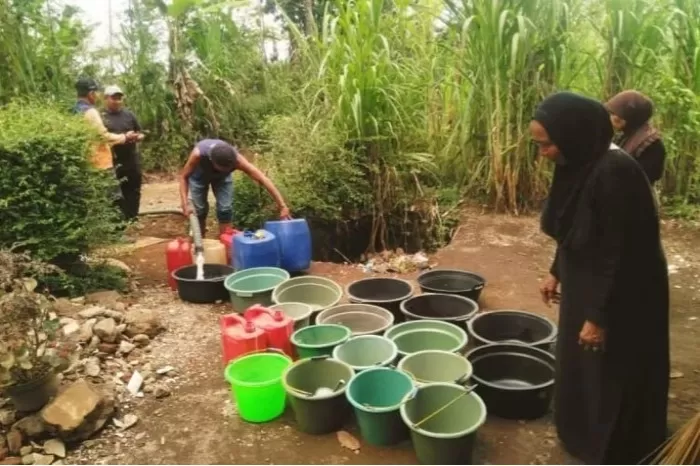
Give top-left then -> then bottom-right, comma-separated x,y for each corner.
224,345 -> 485,465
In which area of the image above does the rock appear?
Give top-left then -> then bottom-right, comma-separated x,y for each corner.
118,341 -> 135,355
17,449 -> 31,458
42,440 -> 64,459
0,410 -> 16,427
96,343 -> 117,355
30,454 -> 53,465
51,299 -> 77,318
114,302 -> 126,312
93,318 -> 117,343
78,319 -> 96,343
78,307 -> 123,322
85,291 -> 121,309
113,414 -> 138,430
84,358 -> 101,377
41,380 -> 101,433
132,334 -> 150,346
670,370 -> 684,379
0,458 -> 21,465
337,430 -> 360,453
20,454 -> 32,465
156,366 -> 175,376
154,386 -> 171,399
124,309 -> 164,339
11,415 -> 48,439
104,258 -> 131,274
0,447 -> 7,461
115,324 -> 127,335
87,336 -> 100,351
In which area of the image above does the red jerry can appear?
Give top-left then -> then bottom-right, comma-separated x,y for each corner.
219,227 -> 239,265
244,305 -> 294,358
166,237 -> 193,290
220,313 -> 267,365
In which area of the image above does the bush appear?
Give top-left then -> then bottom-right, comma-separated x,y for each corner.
0,102 -> 123,262
38,262 -> 129,298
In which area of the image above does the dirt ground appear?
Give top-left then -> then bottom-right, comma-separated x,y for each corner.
72,181 -> 700,465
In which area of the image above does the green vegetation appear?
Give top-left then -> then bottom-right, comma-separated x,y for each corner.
1,0 -> 699,255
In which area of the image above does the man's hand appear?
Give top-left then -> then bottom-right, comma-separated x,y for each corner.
279,206 -> 291,220
579,320 -> 605,352
136,132 -> 145,142
182,203 -> 193,217
540,273 -> 560,307
125,131 -> 138,142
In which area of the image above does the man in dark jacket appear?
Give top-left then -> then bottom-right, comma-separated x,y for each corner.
101,85 -> 145,222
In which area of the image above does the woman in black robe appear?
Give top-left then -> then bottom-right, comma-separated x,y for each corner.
605,90 -> 666,186
530,92 -> 670,464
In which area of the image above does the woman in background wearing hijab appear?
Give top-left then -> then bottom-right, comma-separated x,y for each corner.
605,90 -> 665,185
531,92 -> 670,464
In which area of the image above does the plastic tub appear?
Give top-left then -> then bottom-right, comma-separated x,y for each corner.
346,368 -> 415,446
316,304 -> 394,336
224,351 -> 292,423
467,310 -> 557,352
173,264 -> 234,304
384,320 -> 469,358
398,350 -> 473,386
290,324 -> 351,359
400,293 -> 479,327
269,302 -> 314,331
224,267 -> 290,312
283,357 -> 355,434
400,383 -> 487,464
347,278 -> 414,324
417,269 -> 486,301
332,335 -> 398,372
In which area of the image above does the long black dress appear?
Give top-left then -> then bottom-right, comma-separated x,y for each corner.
535,93 -> 670,465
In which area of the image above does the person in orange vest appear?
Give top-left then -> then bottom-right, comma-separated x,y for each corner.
73,77 -> 139,200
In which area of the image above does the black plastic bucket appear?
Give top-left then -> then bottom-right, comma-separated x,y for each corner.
466,343 -> 555,420
417,269 -> 486,301
173,264 -> 234,304
347,278 -> 414,324
467,310 -> 557,352
400,293 -> 478,327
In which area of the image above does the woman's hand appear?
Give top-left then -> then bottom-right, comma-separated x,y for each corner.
579,320 -> 605,351
540,274 -> 560,306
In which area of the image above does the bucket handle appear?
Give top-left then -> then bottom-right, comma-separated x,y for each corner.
411,384 -> 479,431
472,284 -> 484,291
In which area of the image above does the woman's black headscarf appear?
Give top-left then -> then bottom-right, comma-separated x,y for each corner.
535,92 -> 614,246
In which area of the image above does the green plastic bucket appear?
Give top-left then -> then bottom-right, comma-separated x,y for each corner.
269,302 -> 314,331
272,277 -> 343,322
398,350 -> 473,386
224,351 -> 292,423
400,383 -> 487,464
332,335 -> 398,372
346,368 -> 415,446
225,267 -> 290,313
283,357 -> 355,434
384,320 -> 468,358
291,324 -> 351,359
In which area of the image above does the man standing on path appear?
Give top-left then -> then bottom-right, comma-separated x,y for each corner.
102,85 -> 145,222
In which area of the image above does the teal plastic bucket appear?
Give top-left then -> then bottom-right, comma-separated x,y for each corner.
332,335 -> 398,372
346,368 -> 415,446
283,357 -> 355,434
291,324 -> 351,359
224,267 -> 290,312
224,352 -> 292,423
400,383 -> 487,464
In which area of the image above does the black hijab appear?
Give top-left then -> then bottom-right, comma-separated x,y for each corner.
536,92 -> 614,246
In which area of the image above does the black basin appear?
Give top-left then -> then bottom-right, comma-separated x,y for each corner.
173,264 -> 234,304
466,343 -> 555,420
467,310 -> 557,351
347,278 -> 413,324
400,293 -> 478,327
417,269 -> 486,301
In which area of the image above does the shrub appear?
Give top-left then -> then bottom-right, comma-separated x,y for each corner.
0,101 -> 123,262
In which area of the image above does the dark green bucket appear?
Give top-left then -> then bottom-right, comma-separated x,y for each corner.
290,324 -> 351,359
346,368 -> 415,446
283,357 -> 355,434
400,383 -> 487,464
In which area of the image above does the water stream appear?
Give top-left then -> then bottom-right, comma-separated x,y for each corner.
195,252 -> 205,280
